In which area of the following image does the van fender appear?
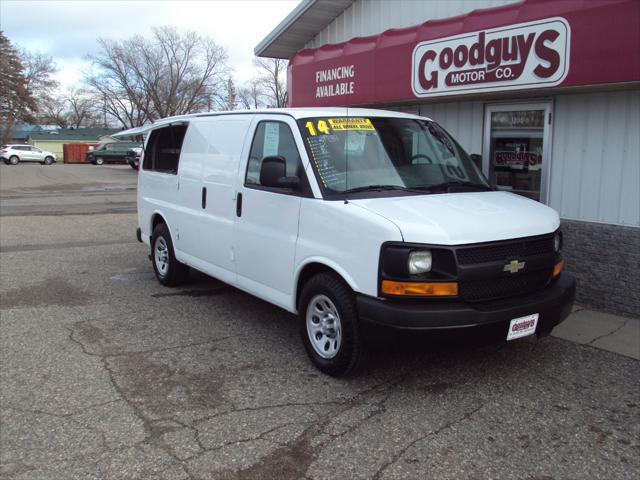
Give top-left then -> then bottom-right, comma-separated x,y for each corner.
149,211 -> 174,245
149,210 -> 168,234
292,257 -> 360,312
149,210 -> 188,262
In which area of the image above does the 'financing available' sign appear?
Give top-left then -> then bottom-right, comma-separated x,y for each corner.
411,18 -> 570,97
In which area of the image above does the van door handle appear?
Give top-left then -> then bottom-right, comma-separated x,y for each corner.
201,187 -> 207,209
236,192 -> 243,217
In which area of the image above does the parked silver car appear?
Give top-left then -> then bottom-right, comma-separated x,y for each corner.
1,145 -> 57,165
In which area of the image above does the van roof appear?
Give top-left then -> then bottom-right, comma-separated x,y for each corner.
205,107 -> 427,121
113,107 -> 431,138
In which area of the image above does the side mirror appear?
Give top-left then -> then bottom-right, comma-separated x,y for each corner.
259,156 -> 299,190
276,176 -> 300,189
470,153 -> 482,170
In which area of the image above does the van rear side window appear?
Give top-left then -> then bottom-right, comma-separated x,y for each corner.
143,124 -> 188,174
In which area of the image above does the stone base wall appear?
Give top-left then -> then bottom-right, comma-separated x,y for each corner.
562,219 -> 640,317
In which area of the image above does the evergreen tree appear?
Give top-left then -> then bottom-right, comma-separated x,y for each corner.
0,31 -> 37,144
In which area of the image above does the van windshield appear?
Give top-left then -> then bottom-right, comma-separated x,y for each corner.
297,117 -> 490,196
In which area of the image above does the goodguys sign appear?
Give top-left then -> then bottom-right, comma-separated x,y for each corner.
412,18 -> 570,97
287,0 -> 639,107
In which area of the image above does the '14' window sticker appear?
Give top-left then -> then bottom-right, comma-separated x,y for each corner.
304,118 -> 375,136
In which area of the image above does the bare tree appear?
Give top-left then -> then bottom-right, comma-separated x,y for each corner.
237,78 -> 265,110
21,49 -> 58,101
85,70 -> 149,128
65,87 -> 96,127
40,87 -> 96,128
85,26 -> 229,128
254,57 -> 288,108
39,95 -> 68,127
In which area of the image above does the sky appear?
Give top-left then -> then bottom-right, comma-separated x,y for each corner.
1,0 -> 300,90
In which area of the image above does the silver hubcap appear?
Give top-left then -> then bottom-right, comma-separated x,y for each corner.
306,294 -> 342,359
154,237 -> 169,276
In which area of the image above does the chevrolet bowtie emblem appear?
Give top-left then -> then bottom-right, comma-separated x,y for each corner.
504,259 -> 525,274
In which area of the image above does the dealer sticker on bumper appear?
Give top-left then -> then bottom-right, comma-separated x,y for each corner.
507,313 -> 539,341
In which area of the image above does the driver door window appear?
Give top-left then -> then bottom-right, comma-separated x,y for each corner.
245,121 -> 301,187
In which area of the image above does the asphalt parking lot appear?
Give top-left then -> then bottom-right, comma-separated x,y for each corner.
1,164 -> 638,480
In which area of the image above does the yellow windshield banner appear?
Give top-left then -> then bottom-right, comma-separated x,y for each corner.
327,118 -> 375,131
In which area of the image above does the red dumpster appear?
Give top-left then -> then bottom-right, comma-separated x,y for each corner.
63,143 -> 91,163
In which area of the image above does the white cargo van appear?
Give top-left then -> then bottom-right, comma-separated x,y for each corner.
135,108 -> 575,376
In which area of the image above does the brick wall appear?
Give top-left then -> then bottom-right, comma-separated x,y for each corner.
562,219 -> 640,317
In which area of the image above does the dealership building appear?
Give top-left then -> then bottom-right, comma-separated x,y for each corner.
256,0 -> 639,316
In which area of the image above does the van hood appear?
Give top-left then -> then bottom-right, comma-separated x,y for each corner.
350,191 -> 559,245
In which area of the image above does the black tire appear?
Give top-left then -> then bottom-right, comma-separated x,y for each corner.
9,155 -> 19,165
298,272 -> 364,376
43,156 -> 54,165
95,157 -> 104,165
151,222 -> 189,286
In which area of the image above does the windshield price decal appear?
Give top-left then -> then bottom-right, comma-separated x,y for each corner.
305,118 -> 374,136
328,118 -> 374,131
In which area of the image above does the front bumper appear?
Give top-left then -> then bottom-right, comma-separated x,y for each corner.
357,273 -> 575,340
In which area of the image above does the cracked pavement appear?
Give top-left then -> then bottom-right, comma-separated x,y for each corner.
1,164 -> 639,479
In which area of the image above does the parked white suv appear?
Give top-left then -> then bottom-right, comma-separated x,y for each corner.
134,108 -> 575,376
1,144 -> 57,165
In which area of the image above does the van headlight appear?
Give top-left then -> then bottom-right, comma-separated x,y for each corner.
408,250 -> 432,274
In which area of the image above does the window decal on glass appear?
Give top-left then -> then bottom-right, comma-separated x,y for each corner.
263,122 -> 280,157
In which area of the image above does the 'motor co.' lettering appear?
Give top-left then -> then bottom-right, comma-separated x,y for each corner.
412,18 -> 570,97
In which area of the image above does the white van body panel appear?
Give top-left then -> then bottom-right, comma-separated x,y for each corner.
293,199 -> 403,306
138,172 -> 180,240
351,191 -> 560,245
198,115 -> 254,273
233,114 -> 309,311
176,249 -> 237,287
174,120 -> 206,261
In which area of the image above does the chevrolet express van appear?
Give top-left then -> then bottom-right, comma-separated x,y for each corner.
135,108 -> 575,376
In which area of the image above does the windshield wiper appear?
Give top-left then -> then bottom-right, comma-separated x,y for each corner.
412,181 -> 493,193
343,185 -> 407,194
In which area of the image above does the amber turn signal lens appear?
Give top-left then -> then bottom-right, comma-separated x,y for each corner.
552,259 -> 565,278
381,280 -> 458,297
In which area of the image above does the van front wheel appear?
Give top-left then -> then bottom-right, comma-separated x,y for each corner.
299,273 -> 364,376
151,223 -> 189,286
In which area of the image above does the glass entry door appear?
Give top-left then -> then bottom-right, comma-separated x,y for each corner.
483,103 -> 552,202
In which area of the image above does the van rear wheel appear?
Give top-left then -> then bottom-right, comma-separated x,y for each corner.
299,272 -> 364,376
151,223 -> 189,286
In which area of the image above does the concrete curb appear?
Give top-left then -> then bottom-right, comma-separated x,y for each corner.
552,305 -> 640,360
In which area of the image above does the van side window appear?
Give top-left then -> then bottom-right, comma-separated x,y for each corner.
246,121 -> 301,186
143,124 -> 188,174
